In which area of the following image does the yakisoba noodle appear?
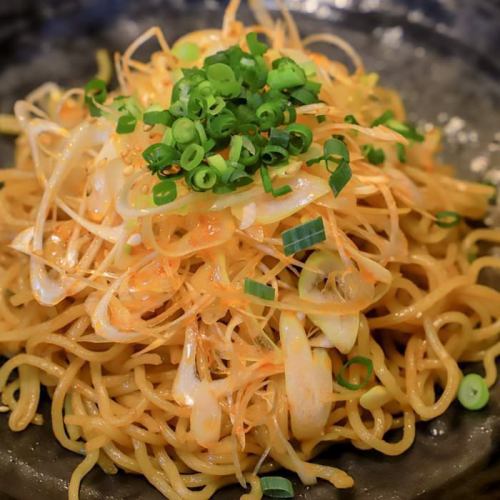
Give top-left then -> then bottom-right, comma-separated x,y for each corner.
0,0 -> 499,498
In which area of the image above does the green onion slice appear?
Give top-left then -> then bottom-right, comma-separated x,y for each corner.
246,32 -> 268,56
337,356 -> 373,391
329,159 -> 352,197
362,144 -> 385,165
172,117 -> 197,144
143,105 -> 172,126
84,78 -> 107,117
229,135 -> 243,162
152,180 -> 177,206
272,184 -> 292,197
260,166 -> 273,193
269,128 -> 290,149
324,137 -> 349,163
180,143 -> 204,171
116,114 -> 137,134
207,109 -> 236,139
435,210 -> 461,228
267,57 -> 306,91
371,110 -> 394,127
281,217 -> 326,256
260,476 -> 294,498
457,373 -> 489,410
287,124 -> 312,155
396,142 -> 406,163
262,144 -> 289,166
344,114 -> 359,125
172,42 -> 200,62
244,278 -> 275,300
143,143 -> 178,172
187,165 -> 218,191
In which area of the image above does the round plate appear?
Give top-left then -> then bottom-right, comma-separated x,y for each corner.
0,1 -> 499,499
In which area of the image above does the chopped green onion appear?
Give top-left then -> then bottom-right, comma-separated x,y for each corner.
206,63 -> 240,97
324,137 -> 349,163
194,120 -> 208,143
262,144 -> 288,166
116,114 -> 137,134
207,109 -> 236,138
260,166 -> 292,197
187,95 -> 207,120
281,217 -> 326,256
84,78 -> 107,117
143,143 -> 178,172
207,96 -> 226,115
337,356 -> 373,390
246,32 -> 268,56
435,210 -> 461,228
269,128 -> 290,149
287,124 -> 312,155
260,166 -> 273,193
180,143 -> 204,171
113,96 -> 142,119
227,168 -> 254,188
396,142 -> 406,163
305,79 -> 321,94
203,138 -> 216,153
290,86 -> 317,105
371,110 -> 394,127
256,101 -> 283,130
152,180 -> 177,206
316,115 -> 326,123
143,105 -> 172,126
344,114 -> 359,125
187,165 -> 218,191
272,184 -> 292,197
362,144 -> 385,165
172,42 -> 200,62
386,118 -> 424,142
329,160 -> 352,197
229,135 -> 243,162
283,105 -> 297,125
172,117 -> 197,144
371,110 -> 424,142
207,154 -> 229,179
267,57 -> 306,91
458,373 -> 489,410
260,476 -> 294,498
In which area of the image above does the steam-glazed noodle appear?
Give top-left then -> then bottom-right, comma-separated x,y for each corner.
0,0 -> 499,498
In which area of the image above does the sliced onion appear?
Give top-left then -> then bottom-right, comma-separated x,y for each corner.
298,250 -> 362,354
172,324 -> 200,406
232,173 -> 330,225
160,212 -> 235,257
190,380 -> 222,448
280,311 -> 331,440
90,274 -> 146,343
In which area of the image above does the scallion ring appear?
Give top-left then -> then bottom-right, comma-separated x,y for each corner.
180,144 -> 204,171
152,180 -> 177,206
336,356 -> 373,391
286,123 -> 312,155
260,476 -> 294,498
435,210 -> 461,228
457,373 -> 489,410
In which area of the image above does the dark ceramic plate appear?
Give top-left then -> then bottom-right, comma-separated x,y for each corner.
0,1 -> 499,499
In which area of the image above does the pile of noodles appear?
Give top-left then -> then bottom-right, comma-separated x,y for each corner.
0,0 -> 499,498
